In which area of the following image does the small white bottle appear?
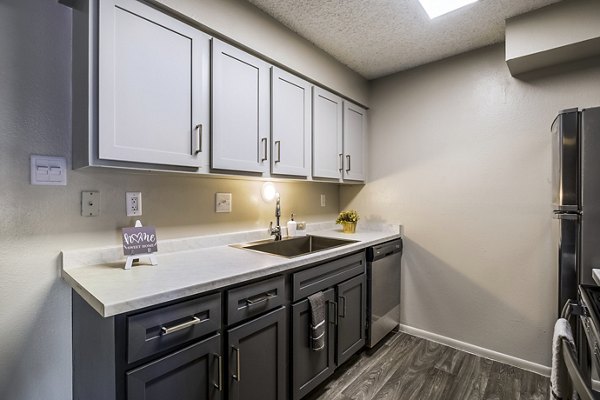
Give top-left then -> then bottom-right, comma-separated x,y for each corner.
287,213 -> 297,237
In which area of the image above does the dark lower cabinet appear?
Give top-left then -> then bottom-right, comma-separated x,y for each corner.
336,274 -> 366,365
227,306 -> 287,400
73,252 -> 368,400
291,288 -> 336,400
127,333 -> 223,400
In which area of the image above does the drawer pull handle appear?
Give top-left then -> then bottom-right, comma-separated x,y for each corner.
160,316 -> 201,336
232,346 -> 241,381
246,292 -> 275,306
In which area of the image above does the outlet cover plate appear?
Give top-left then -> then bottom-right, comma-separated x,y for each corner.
31,155 -> 67,186
216,193 -> 232,213
126,192 -> 142,216
82,191 -> 100,217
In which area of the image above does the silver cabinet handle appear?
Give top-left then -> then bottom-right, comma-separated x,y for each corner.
338,296 -> 347,317
160,316 -> 201,336
261,138 -> 268,162
194,124 -> 203,154
346,155 -> 351,172
246,292 -> 275,306
213,354 -> 223,391
338,153 -> 343,172
275,141 -> 281,163
232,346 -> 241,381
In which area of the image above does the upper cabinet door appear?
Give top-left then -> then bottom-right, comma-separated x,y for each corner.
312,87 -> 343,180
212,39 -> 270,174
343,102 -> 367,182
271,68 -> 311,177
98,0 -> 210,168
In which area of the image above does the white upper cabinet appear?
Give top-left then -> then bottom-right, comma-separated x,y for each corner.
98,0 -> 210,168
312,87 -> 343,180
271,68 -> 311,177
211,39 -> 270,174
342,102 -> 367,182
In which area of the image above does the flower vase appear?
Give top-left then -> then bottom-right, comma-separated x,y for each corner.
342,222 -> 357,234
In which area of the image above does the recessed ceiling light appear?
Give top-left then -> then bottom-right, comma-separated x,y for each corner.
418,0 -> 479,19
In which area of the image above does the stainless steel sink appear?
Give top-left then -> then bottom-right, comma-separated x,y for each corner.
231,235 -> 358,258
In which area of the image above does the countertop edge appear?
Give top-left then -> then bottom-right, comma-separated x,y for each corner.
63,226 -> 402,317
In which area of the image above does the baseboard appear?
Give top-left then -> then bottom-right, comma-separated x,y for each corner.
398,324 -> 551,377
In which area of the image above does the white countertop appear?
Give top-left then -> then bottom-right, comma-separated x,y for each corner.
61,223 -> 402,317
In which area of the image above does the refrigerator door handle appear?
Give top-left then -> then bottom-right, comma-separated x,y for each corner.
556,215 -> 579,317
554,213 -> 580,220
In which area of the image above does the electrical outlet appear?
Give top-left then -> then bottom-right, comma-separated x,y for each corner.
126,192 -> 142,216
320,194 -> 327,207
216,193 -> 232,213
81,191 -> 99,217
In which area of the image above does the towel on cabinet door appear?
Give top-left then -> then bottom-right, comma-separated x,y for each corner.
308,291 -> 326,351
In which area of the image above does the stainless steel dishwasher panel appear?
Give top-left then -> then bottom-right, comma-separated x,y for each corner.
367,239 -> 402,348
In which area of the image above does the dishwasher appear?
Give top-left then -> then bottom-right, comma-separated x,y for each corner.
366,238 -> 403,348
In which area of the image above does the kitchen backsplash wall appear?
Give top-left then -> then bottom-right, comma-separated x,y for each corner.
0,1 -> 346,399
341,44 -> 600,369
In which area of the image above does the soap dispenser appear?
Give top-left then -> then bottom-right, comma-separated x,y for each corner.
287,213 -> 297,237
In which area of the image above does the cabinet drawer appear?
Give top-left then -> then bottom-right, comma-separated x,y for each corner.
127,333 -> 222,400
127,293 -> 221,364
292,252 -> 365,301
227,276 -> 285,325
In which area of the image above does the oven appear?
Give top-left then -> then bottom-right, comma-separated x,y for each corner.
561,285 -> 600,399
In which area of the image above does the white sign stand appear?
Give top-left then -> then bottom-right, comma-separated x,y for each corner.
124,220 -> 158,270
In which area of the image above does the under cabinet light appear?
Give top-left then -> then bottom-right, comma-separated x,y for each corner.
417,0 -> 478,19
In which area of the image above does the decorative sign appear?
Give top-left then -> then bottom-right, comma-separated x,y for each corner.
122,226 -> 158,255
121,220 -> 159,270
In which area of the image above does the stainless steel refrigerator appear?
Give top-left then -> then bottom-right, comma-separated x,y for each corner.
553,106 -> 600,316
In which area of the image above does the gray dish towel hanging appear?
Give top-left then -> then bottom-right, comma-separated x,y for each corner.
308,291 -> 326,351
550,318 -> 577,400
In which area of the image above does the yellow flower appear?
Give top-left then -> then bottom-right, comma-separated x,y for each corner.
336,210 -> 360,224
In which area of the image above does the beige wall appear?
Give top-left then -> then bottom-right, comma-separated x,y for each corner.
341,44 -> 600,367
155,0 -> 369,106
506,0 -> 600,60
0,1 -> 341,398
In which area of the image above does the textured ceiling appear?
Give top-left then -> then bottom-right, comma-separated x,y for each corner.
246,0 -> 563,79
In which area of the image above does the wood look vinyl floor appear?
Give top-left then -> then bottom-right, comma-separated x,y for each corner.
306,332 -> 549,400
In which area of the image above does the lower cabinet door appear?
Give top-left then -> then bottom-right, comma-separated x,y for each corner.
291,288 -> 336,400
336,274 -> 366,365
227,306 -> 287,400
127,333 -> 222,400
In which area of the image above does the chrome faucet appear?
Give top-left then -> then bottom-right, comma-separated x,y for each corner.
269,193 -> 282,241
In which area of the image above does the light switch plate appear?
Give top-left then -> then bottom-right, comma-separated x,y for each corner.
31,155 -> 67,186
320,194 -> 327,207
81,191 -> 100,217
216,193 -> 232,213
